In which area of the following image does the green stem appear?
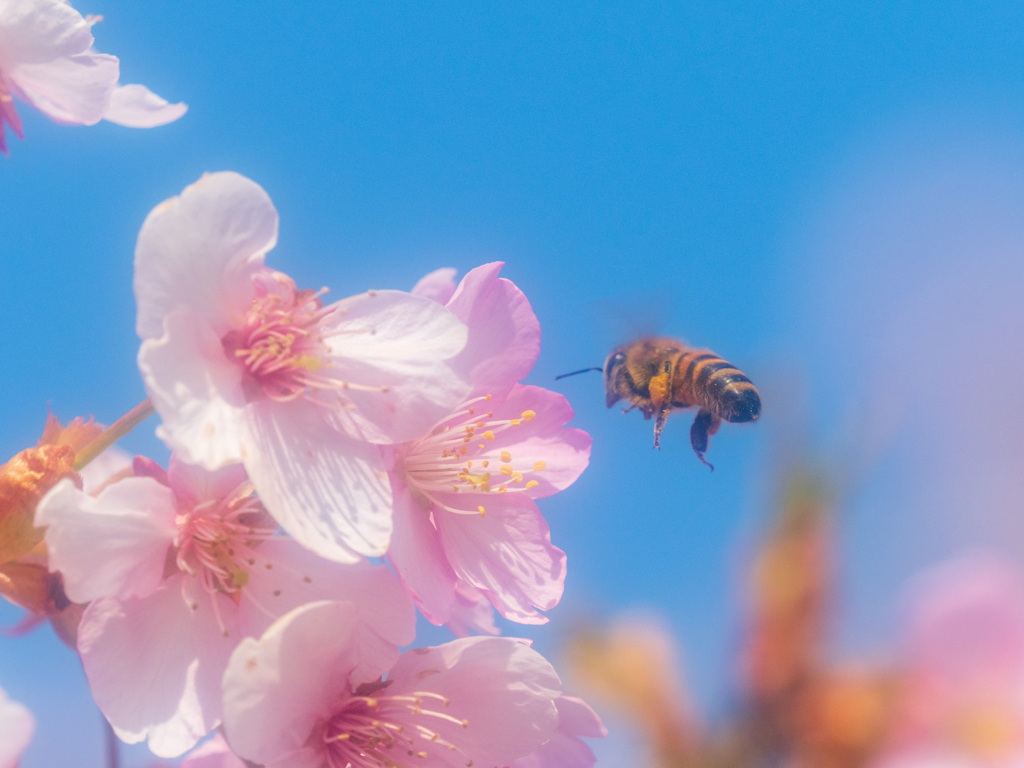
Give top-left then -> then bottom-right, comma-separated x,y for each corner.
73,399 -> 156,472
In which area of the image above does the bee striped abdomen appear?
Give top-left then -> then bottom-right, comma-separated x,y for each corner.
678,353 -> 761,424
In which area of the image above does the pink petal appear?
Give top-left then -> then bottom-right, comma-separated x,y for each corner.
242,398 -> 393,561
239,539 -> 412,681
139,307 -> 248,470
411,267 -> 457,303
447,582 -> 501,636
436,494 -> 566,623
134,172 -> 277,341
104,83 -> 186,127
8,51 -> 119,124
494,384 -> 592,497
320,289 -> 469,443
386,481 -> 458,625
0,0 -> 96,64
37,476 -> 176,603
179,734 -> 246,768
222,601 -> 367,765
512,694 -> 606,768
387,637 -> 561,765
446,262 -> 541,397
0,686 -> 34,768
79,584 -> 238,758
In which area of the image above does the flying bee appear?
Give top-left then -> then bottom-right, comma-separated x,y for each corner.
559,337 -> 761,469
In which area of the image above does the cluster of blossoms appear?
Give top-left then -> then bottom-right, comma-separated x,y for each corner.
0,3 -> 604,766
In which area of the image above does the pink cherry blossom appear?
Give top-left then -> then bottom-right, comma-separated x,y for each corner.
388,263 -> 591,627
221,600 -> 568,768
871,553 -> 1024,768
510,694 -> 607,768
36,455 -> 415,758
0,0 -> 186,154
134,172 -> 470,563
0,686 -> 33,768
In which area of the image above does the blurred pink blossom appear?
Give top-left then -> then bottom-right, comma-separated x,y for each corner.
873,552 -> 1024,768
387,263 -> 591,628
0,686 -> 33,768
0,0 -> 186,154
134,172 -> 470,562
221,600 -> 582,768
36,456 -> 414,758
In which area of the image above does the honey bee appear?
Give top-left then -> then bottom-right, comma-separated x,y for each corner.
560,336 -> 761,469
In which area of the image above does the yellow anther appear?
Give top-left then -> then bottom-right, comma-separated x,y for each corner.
511,472 -> 524,483
500,450 -> 512,463
521,410 -> 536,421
483,431 -> 495,441
484,394 -> 492,401
500,465 -> 514,476
510,419 -> 521,426
525,480 -> 539,490
533,460 -> 547,471
481,460 -> 489,468
497,487 -> 507,493
477,506 -> 486,516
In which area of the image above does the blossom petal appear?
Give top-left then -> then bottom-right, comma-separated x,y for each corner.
9,51 -> 118,124
37,476 -> 176,603
240,539 -> 414,681
447,262 -> 541,397
135,172 -> 277,341
104,83 -> 186,127
179,734 -> 247,768
222,601 -> 366,765
0,0 -> 95,64
140,307 -> 248,470
0,686 -> 34,768
320,289 -> 469,443
411,266 -> 457,303
79,584 -> 238,758
512,695 -> 606,768
386,481 -> 457,625
387,636 -> 561,765
242,399 -> 393,561
496,384 -> 592,497
436,495 -> 566,623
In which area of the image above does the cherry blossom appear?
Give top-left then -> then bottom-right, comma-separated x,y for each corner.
388,262 -> 591,627
222,600 -> 572,768
0,685 -> 33,768
871,553 -> 1024,768
36,455 -> 415,757
0,0 -> 186,154
511,694 -> 607,768
134,172 -> 470,562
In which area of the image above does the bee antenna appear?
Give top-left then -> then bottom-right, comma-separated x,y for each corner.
555,367 -> 603,380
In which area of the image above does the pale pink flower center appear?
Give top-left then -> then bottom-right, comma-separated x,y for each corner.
222,286 -> 334,402
173,484 -> 277,602
401,394 -> 549,516
320,684 -> 469,768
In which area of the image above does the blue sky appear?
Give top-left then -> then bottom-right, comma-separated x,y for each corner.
5,2 -> 1024,765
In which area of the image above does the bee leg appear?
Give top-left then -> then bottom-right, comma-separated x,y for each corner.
653,405 -> 670,449
690,409 -> 722,471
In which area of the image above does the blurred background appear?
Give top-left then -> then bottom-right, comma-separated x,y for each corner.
4,2 -> 1024,765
